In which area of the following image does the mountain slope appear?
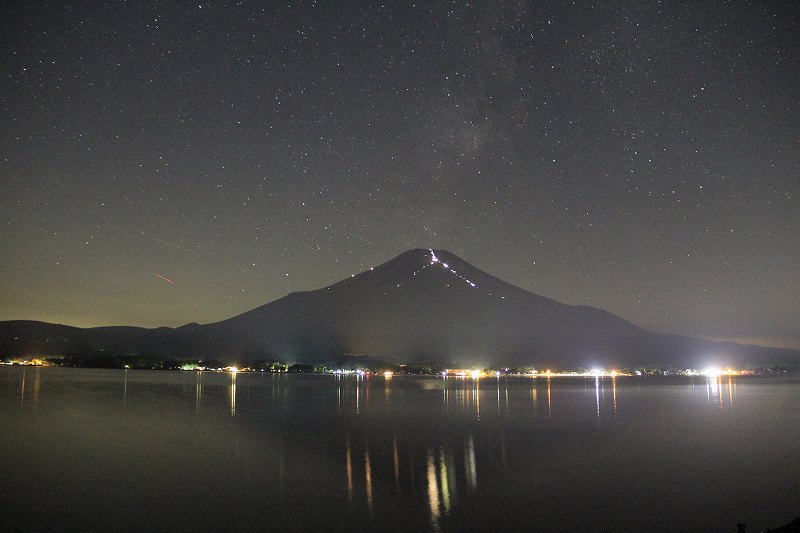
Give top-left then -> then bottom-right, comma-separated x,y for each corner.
1,248 -> 798,368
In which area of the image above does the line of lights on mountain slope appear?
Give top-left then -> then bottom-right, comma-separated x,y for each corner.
375,250 -> 507,299
342,250 -> 509,300
428,249 -> 505,299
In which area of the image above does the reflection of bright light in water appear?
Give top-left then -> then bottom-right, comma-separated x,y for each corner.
364,446 -> 373,514
194,371 -> 202,411
230,372 -> 237,416
355,380 -> 360,415
612,376 -> 617,416
426,449 -> 441,530
547,377 -> 552,417
345,437 -> 353,503
465,436 -> 477,490
438,447 -> 451,514
595,376 -> 601,422
337,377 -> 341,414
393,435 -> 400,490
728,377 -> 734,405
475,378 -> 480,419
706,376 -> 722,406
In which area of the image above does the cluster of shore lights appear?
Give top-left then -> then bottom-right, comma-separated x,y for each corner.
442,369 -> 628,379
1,358 -> 51,366
699,367 -> 741,377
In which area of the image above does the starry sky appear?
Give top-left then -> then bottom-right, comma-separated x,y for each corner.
2,1 -> 798,348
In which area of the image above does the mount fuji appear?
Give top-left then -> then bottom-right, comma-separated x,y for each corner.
1,248 -> 798,369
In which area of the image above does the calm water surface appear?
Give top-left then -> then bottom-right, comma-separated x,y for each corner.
1,367 -> 798,532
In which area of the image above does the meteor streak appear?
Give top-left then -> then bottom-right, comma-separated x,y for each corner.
152,238 -> 196,253
154,273 -> 175,284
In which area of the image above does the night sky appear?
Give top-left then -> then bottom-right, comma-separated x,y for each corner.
2,2 -> 798,348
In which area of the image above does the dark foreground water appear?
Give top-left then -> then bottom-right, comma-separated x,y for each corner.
1,368 -> 798,532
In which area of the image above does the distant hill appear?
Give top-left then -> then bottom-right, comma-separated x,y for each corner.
1,248 -> 798,369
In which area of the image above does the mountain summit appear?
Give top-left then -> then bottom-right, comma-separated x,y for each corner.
1,248 -> 798,368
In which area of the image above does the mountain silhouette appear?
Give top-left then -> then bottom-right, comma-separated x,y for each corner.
1,248 -> 798,368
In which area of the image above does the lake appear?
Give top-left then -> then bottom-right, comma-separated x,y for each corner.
1,367 -> 798,532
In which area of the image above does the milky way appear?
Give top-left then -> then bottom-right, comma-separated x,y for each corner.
1,2 -> 798,347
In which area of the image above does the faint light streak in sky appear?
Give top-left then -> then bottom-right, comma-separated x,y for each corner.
154,273 -> 175,284
152,238 -> 196,253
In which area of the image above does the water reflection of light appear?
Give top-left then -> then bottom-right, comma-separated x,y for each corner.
475,377 -> 480,420
393,434 -> 400,490
728,377 -> 734,406
230,371 -> 237,416
124,368 -> 128,408
345,437 -> 353,504
465,436 -> 477,490
706,376 -> 724,407
547,376 -> 552,417
594,376 -> 601,423
194,371 -> 202,411
426,449 -> 441,531
355,379 -> 360,415
612,376 -> 617,417
705,375 -> 737,408
364,445 -> 373,514
20,369 -> 26,406
438,447 -> 452,513
337,375 -> 342,414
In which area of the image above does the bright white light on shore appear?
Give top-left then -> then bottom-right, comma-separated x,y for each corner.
384,371 -> 393,378
703,367 -> 720,378
229,366 -> 238,373
470,370 -> 481,379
